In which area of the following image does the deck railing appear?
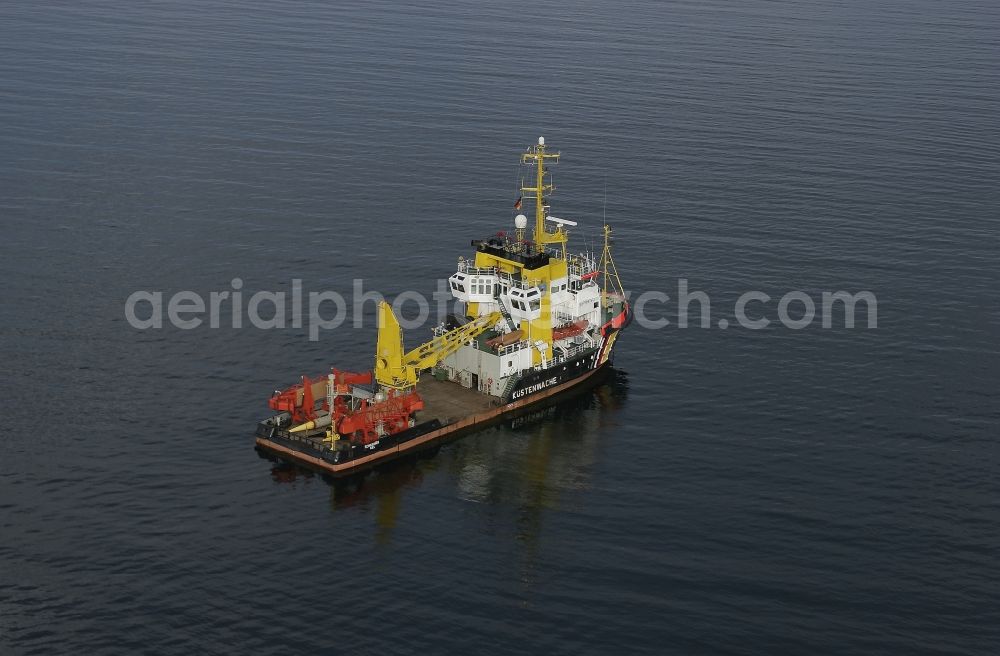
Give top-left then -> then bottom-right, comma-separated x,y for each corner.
497,340 -> 530,356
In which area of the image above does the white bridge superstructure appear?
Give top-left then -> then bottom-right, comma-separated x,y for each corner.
441,245 -> 606,396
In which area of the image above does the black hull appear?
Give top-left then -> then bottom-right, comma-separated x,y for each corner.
506,348 -> 601,402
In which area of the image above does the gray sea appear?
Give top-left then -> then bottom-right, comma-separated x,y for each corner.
1,0 -> 998,654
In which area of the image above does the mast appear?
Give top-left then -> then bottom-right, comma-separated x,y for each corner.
521,137 -> 563,251
600,224 -> 624,302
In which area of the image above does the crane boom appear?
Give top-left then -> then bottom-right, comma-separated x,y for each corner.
375,301 -> 500,389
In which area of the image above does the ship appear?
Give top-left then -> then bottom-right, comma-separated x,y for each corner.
255,137 -> 631,477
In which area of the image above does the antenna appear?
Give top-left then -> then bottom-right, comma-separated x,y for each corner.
603,175 -> 607,224
512,164 -> 520,212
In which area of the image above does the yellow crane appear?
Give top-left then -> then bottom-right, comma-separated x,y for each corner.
374,301 -> 501,389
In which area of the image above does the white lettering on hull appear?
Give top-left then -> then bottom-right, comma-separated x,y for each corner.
511,376 -> 559,400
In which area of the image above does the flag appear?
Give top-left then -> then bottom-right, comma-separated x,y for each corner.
513,196 -> 522,210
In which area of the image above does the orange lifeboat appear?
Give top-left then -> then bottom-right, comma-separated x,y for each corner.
486,329 -> 524,349
552,319 -> 588,341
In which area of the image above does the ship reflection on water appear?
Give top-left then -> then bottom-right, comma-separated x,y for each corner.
268,369 -> 630,542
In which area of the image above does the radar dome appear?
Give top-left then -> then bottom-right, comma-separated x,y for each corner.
514,214 -> 528,229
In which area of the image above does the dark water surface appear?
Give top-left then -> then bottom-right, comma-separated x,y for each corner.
2,1 -> 998,654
